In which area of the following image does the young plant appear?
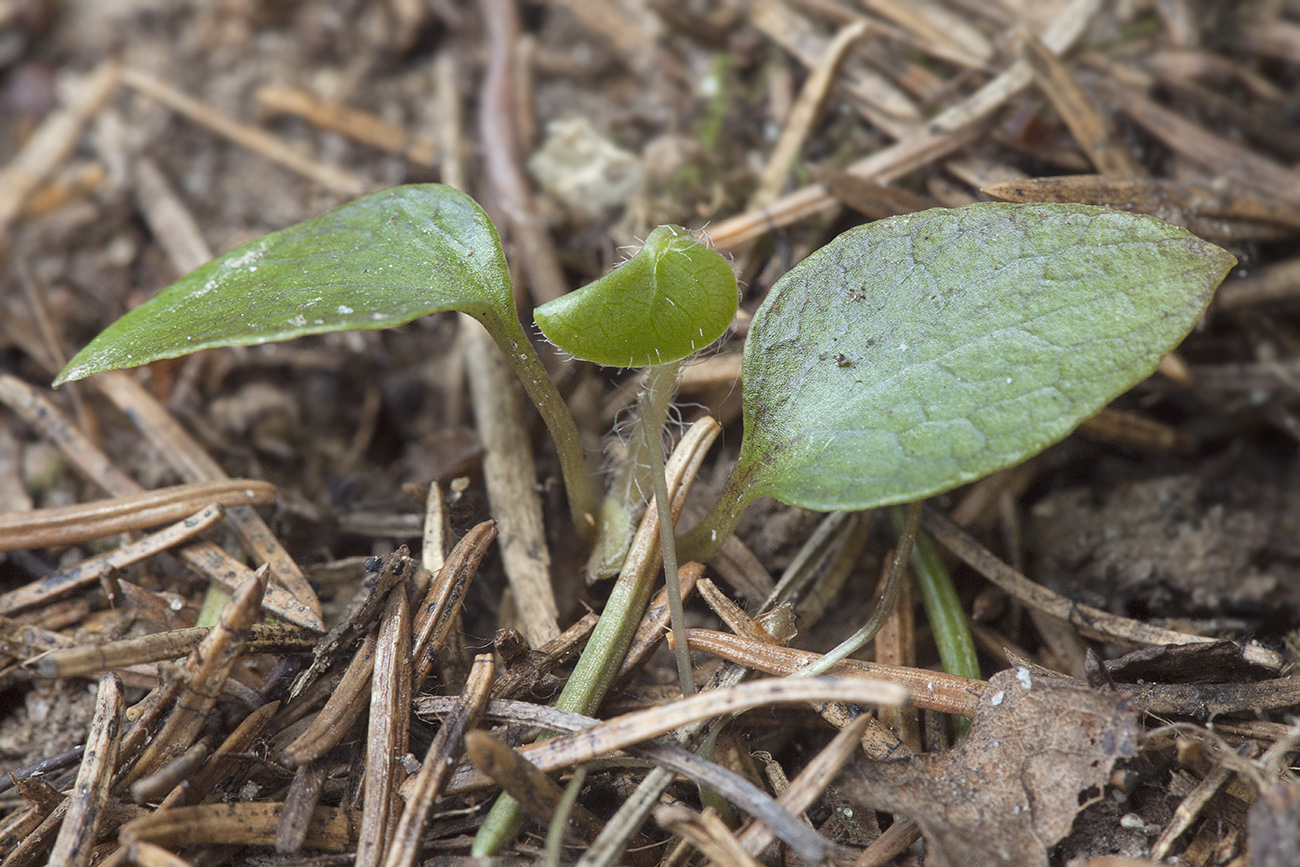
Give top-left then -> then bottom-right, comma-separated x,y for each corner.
58,188 -> 1232,568
54,184 -> 1235,857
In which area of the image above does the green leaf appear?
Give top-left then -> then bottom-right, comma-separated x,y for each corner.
533,225 -> 737,368
55,184 -> 514,385
738,202 -> 1235,511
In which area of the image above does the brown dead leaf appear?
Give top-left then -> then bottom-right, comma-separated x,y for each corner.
838,668 -> 1140,867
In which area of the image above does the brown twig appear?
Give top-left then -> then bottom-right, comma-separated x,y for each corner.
120,802 -> 360,851
445,676 -> 908,794
735,712 -> 873,858
751,19 -> 871,209
33,623 -> 315,679
706,0 -> 1101,250
478,0 -> 568,305
93,371 -> 323,630
0,479 -> 275,550
411,520 -> 496,689
121,566 -> 269,786
465,730 -> 607,847
0,63 -> 119,252
288,547 -> 416,701
48,673 -> 124,867
490,612 -> 599,701
921,508 -> 1285,671
356,587 -> 411,867
673,628 -> 984,717
119,68 -> 367,197
0,504 -> 225,617
162,700 -> 279,809
655,805 -> 765,867
1110,83 -> 1300,208
1019,30 -> 1142,177
256,85 -> 437,166
613,562 -> 703,684
383,655 -> 495,867
0,373 -> 320,629
463,317 -> 561,646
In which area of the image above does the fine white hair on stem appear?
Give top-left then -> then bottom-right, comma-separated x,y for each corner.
603,398 -> 700,504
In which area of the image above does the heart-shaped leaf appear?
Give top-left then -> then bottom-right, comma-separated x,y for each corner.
736,203 -> 1235,511
55,184 -> 514,385
533,225 -> 737,368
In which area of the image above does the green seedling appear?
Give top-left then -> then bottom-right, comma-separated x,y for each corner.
58,188 -> 1232,564
56,185 -> 1236,856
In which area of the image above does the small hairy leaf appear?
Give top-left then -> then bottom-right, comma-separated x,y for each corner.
55,184 -> 513,385
739,203 -> 1235,511
533,225 -> 737,368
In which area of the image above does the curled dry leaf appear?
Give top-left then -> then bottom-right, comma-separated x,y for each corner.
838,667 -> 1139,867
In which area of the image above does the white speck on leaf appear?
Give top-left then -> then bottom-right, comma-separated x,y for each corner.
227,242 -> 267,269
1015,667 -> 1032,689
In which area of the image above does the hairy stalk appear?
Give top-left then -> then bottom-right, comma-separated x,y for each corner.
587,416 -> 655,579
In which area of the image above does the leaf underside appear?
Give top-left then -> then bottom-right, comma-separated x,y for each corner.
740,202 -> 1236,511
55,184 -> 513,386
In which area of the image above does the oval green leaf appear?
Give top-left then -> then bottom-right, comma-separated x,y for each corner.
738,203 -> 1236,511
55,184 -> 514,385
534,225 -> 738,368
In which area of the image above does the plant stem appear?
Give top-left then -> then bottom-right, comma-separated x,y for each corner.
893,507 -> 980,739
674,452 -> 761,563
794,500 -> 923,678
481,312 -> 598,542
638,362 -> 694,696
545,765 -> 587,867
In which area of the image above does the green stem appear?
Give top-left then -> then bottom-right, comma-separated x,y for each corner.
639,362 -> 693,696
894,507 -> 980,739
481,311 -> 598,542
545,765 -> 587,867
794,500 -> 923,678
675,452 -> 761,563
